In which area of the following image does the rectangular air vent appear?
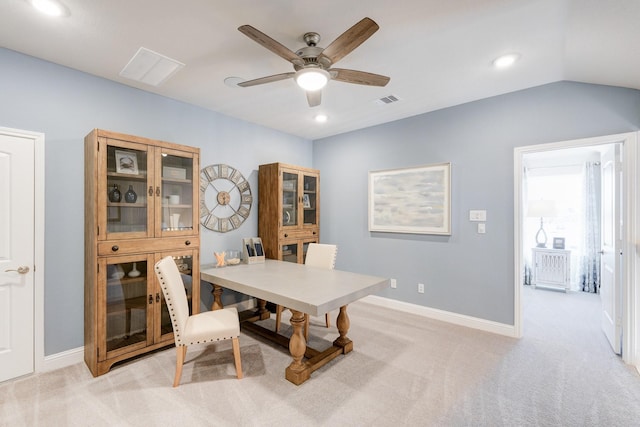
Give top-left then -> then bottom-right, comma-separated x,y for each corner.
119,47 -> 184,87
375,94 -> 401,106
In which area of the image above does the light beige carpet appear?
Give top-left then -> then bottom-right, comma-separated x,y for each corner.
2,287 -> 640,426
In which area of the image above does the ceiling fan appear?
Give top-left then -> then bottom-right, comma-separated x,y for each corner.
236,17 -> 390,107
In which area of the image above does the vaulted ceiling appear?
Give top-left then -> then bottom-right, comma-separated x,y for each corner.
2,0 -> 639,140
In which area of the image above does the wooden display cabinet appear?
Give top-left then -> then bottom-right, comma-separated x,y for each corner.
258,163 -> 320,263
84,129 -> 200,376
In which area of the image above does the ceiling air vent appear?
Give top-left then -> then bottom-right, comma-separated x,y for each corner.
119,47 -> 184,87
375,95 -> 401,106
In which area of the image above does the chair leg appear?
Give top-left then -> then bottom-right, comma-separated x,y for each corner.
275,305 -> 283,333
325,312 -> 330,328
173,345 -> 186,387
232,337 -> 243,379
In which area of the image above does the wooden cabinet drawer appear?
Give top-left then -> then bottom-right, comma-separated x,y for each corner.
98,236 -> 199,256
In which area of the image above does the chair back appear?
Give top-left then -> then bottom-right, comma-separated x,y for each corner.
305,243 -> 337,270
154,256 -> 190,342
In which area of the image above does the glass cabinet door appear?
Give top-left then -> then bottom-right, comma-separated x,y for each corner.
302,173 -> 318,227
154,251 -> 199,343
158,148 -> 197,236
101,255 -> 152,359
281,238 -> 318,263
103,140 -> 152,239
282,172 -> 298,228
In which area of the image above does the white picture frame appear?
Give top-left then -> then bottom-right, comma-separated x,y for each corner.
368,162 -> 451,235
302,193 -> 311,208
115,149 -> 139,175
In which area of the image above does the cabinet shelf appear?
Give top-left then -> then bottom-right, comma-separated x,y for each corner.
107,276 -> 147,286
107,172 -> 147,180
162,177 -> 192,184
108,202 -> 146,208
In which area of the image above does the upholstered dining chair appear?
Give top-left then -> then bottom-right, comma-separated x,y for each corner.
154,256 -> 243,387
275,243 -> 338,339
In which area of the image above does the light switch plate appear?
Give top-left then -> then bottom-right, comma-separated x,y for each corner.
469,210 -> 487,221
478,223 -> 486,234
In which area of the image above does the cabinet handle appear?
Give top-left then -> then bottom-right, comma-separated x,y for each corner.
111,245 -> 119,252
156,293 -> 160,303
156,186 -> 161,197
185,240 -> 191,246
313,231 -> 317,235
148,295 -> 153,305
148,186 -> 154,196
284,234 -> 288,238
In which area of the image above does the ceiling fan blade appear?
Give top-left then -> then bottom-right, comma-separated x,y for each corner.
330,68 -> 390,87
238,25 -> 304,67
237,72 -> 295,87
319,17 -> 379,65
306,90 -> 321,107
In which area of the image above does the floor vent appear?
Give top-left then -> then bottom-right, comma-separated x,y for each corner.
375,95 -> 401,105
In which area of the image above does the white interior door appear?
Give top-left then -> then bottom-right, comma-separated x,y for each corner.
0,131 -> 35,382
600,143 -> 622,354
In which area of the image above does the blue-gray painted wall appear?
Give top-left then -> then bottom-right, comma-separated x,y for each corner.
2,46 -> 640,355
314,82 -> 640,324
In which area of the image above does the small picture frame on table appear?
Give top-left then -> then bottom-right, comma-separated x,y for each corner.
553,237 -> 565,250
303,194 -> 311,208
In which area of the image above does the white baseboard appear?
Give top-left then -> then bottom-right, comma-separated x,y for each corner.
42,346 -> 84,372
361,295 -> 518,338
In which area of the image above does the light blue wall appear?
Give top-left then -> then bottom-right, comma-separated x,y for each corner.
314,82 -> 640,325
0,48 -> 312,355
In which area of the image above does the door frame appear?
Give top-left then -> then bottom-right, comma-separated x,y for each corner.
0,127 -> 45,374
513,131 -> 638,370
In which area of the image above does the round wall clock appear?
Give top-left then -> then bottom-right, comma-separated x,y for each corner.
200,164 -> 253,232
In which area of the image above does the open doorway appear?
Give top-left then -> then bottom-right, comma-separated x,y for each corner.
513,132 -> 638,366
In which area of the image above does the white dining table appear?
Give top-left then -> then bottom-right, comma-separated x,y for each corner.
201,259 -> 389,385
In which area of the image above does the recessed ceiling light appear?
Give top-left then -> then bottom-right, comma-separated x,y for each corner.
28,0 -> 68,17
493,53 -> 520,69
314,114 -> 328,123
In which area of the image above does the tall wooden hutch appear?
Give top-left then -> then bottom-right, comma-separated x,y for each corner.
258,162 -> 320,263
84,129 -> 200,376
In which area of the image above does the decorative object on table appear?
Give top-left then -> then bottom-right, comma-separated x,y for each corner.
369,162 -> 451,235
108,184 -> 121,202
242,237 -> 265,264
214,251 -> 226,267
226,250 -> 241,265
527,199 -> 557,248
200,164 -> 253,233
114,149 -> 139,175
128,262 -> 140,277
124,185 -> 137,203
553,237 -> 565,250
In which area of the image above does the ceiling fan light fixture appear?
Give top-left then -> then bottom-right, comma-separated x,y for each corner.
295,68 -> 330,91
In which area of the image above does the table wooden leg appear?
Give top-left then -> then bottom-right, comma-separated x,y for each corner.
333,305 -> 353,353
211,284 -> 223,311
285,309 -> 310,385
255,299 -> 270,320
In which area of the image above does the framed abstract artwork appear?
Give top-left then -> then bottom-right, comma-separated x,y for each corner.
368,162 -> 451,235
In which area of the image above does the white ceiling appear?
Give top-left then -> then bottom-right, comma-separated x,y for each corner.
2,0 -> 640,140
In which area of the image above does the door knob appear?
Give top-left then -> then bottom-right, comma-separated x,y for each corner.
4,266 -> 30,274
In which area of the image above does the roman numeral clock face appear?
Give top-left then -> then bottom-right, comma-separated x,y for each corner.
200,164 -> 253,232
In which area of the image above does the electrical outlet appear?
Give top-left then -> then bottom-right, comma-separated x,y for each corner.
418,283 -> 425,293
390,278 -> 397,289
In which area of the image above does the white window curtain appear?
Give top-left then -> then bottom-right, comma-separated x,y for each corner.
579,161 -> 601,293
